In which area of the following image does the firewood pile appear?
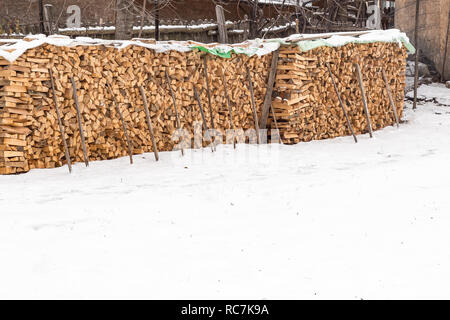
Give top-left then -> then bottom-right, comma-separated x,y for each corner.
0,33 -> 409,174
271,42 -> 407,143
0,44 -> 271,174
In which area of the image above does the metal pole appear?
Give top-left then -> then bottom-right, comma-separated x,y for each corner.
413,0 -> 420,110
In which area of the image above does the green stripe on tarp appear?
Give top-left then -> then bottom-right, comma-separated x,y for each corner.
193,46 -> 232,58
296,36 -> 415,54
191,45 -> 261,58
190,32 -> 415,58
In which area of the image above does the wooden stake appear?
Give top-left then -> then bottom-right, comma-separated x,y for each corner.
259,49 -> 279,129
270,102 -> 279,133
221,67 -> 236,149
270,101 -> 281,144
202,56 -> 215,130
326,63 -> 358,143
70,76 -> 89,166
354,63 -> 373,138
441,10 -> 450,82
49,68 -> 72,173
165,70 -> 184,156
413,0 -> 420,110
413,48 -> 420,110
246,67 -> 261,144
139,85 -> 159,161
381,68 -> 400,128
215,5 -> 228,44
106,83 -> 133,164
38,0 -> 45,35
193,86 -> 214,152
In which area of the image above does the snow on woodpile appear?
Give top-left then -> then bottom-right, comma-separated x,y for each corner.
0,29 -> 413,174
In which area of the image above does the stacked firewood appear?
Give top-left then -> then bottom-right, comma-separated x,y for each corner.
271,42 -> 407,143
0,44 -> 271,173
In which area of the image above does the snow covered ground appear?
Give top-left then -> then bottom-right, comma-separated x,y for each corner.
0,84 -> 449,299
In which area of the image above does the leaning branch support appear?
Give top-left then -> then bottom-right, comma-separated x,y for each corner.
355,63 -> 373,138
49,68 -> 72,173
139,85 -> 159,161
70,76 -> 89,166
106,83 -> 134,165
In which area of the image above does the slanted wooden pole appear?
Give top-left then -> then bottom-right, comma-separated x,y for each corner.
215,5 -> 228,44
270,103 -> 279,133
221,67 -> 236,149
106,83 -> 133,164
49,68 -> 72,173
70,76 -> 89,166
38,0 -> 45,35
139,85 -> 159,161
202,56 -> 216,150
155,0 -> 160,41
354,63 -> 373,138
381,68 -> 400,128
202,56 -> 215,130
193,86 -> 214,152
246,67 -> 261,144
165,70 -> 184,156
413,0 -> 420,110
270,101 -> 281,144
326,63 -> 358,143
259,49 -> 279,129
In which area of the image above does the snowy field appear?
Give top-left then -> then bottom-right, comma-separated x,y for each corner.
0,84 -> 449,299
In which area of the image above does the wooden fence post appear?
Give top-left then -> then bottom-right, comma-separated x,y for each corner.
139,85 -> 159,161
259,49 -> 279,129
49,68 -> 72,173
215,5 -> 228,44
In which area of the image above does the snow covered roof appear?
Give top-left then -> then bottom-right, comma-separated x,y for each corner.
0,29 -> 413,63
